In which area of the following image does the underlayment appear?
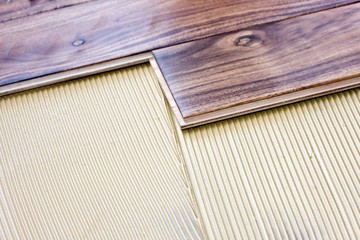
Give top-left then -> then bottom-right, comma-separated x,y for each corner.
177,88 -> 360,240
0,63 -> 359,239
0,64 -> 203,239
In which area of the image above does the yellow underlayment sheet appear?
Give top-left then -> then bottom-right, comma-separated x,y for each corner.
1,63 -> 359,240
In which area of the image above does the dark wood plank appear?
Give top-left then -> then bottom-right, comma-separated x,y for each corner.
0,0 -> 93,23
153,4 -> 360,126
0,0 -> 357,86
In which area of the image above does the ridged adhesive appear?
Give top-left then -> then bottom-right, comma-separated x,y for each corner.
1,62 -> 359,240
0,64 -> 203,239
177,89 -> 360,240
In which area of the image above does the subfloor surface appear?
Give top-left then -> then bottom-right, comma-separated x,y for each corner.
1,64 -> 359,239
0,64 -> 203,239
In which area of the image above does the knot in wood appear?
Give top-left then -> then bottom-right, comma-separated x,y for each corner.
234,34 -> 262,47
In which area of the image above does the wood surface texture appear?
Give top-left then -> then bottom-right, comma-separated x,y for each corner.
0,0 -> 357,86
153,3 -> 360,126
0,0 -> 93,23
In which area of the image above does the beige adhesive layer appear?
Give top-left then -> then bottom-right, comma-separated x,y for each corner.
178,89 -> 360,240
0,64 -> 203,239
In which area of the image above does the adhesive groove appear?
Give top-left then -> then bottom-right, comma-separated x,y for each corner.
0,64 -> 203,239
1,63 -> 358,240
177,88 -> 360,240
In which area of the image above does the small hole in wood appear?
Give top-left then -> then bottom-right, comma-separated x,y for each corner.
72,39 -> 85,47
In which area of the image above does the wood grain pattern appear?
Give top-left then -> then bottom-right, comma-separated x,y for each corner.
153,3 -> 360,126
0,0 -> 357,86
0,0 -> 93,23
176,77 -> 360,128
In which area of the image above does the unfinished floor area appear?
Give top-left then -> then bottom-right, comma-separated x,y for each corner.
0,64 -> 203,239
1,64 -> 359,239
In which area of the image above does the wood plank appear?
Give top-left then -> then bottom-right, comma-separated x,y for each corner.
0,0 -> 93,23
153,4 -> 360,127
0,52 -> 152,97
178,77 -> 360,129
0,0 -> 357,86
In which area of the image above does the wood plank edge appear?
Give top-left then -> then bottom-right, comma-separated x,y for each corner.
0,52 -> 152,97
149,57 -> 186,127
2,52 -> 357,130
0,0 -> 96,24
181,77 -> 360,129
0,52 -> 186,127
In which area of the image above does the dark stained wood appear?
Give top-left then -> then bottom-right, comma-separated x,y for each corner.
0,0 -> 357,86
0,0 -> 93,23
153,4 -> 360,125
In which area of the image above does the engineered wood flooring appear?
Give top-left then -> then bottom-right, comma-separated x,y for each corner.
0,0 -> 93,23
1,2 -> 360,239
0,0 -> 356,86
154,3 -> 360,127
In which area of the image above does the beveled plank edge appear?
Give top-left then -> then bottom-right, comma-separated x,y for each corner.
0,51 -> 187,127
1,53 -> 358,129
180,77 -> 360,129
0,0 -> 96,23
0,52 -> 152,97
150,58 -> 186,127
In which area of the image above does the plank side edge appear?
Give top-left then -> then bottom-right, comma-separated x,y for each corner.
150,58 -> 186,127
1,53 -> 358,130
0,52 -> 152,97
181,77 -> 360,129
